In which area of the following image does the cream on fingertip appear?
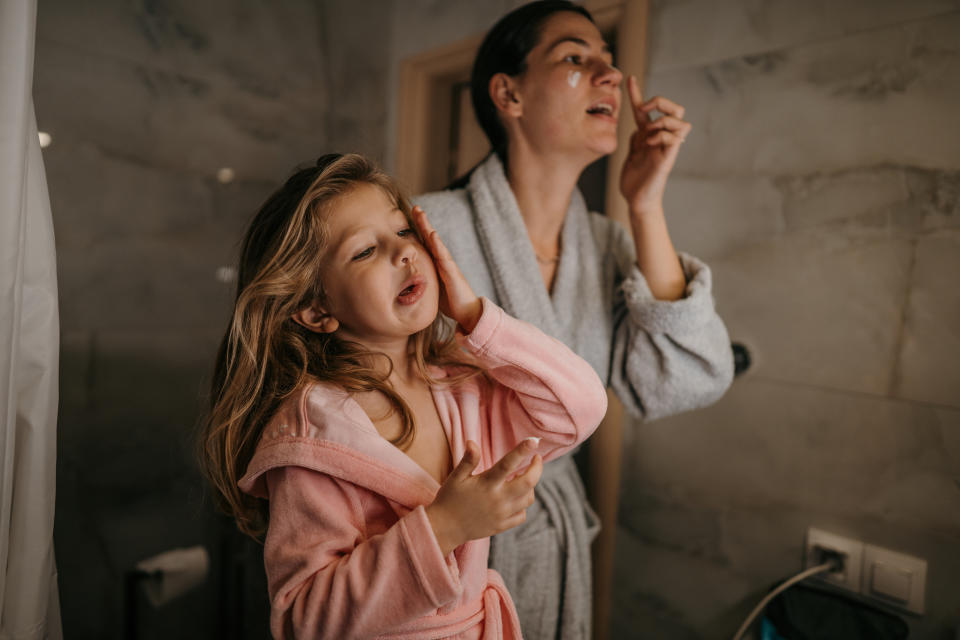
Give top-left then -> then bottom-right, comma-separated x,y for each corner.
523,437 -> 541,447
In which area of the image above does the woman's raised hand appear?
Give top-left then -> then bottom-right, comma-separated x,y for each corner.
413,206 -> 482,333
619,75 -> 692,217
425,439 -> 543,556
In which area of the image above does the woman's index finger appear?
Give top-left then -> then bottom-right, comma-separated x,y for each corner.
642,95 -> 686,120
628,75 -> 648,126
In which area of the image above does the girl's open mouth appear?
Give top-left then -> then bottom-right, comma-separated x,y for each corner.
396,276 -> 425,305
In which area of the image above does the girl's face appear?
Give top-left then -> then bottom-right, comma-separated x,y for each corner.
317,183 -> 439,348
509,11 -> 622,159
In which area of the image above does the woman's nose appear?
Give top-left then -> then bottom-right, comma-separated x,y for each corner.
593,59 -> 622,87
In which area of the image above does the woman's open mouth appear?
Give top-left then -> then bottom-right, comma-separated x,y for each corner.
396,275 -> 426,305
587,99 -> 617,122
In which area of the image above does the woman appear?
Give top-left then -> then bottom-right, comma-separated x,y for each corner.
414,2 -> 734,638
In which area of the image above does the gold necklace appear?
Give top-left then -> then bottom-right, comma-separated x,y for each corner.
535,252 -> 560,265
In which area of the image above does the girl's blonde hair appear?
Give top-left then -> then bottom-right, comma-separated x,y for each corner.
199,153 -> 479,539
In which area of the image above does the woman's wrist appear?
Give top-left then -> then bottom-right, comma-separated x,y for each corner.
628,202 -> 666,224
627,205 -> 687,300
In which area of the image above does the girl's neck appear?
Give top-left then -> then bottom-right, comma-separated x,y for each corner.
504,144 -> 589,253
354,335 -> 421,386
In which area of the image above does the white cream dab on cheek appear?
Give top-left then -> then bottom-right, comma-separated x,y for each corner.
567,70 -> 581,88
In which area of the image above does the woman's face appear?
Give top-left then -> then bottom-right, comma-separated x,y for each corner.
509,11 -> 622,160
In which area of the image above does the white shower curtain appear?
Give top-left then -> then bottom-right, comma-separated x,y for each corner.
0,1 -> 63,638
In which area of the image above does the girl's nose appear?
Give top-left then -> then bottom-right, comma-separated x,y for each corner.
396,242 -> 417,266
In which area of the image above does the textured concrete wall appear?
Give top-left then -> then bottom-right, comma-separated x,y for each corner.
611,1 -> 960,638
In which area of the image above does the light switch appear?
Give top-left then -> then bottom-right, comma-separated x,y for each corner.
862,544 -> 926,614
869,561 -> 912,603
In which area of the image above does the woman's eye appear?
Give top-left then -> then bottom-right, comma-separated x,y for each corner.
397,228 -> 414,238
564,54 -> 582,64
352,246 -> 374,261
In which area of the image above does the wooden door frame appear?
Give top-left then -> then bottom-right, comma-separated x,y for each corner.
394,3 -> 650,638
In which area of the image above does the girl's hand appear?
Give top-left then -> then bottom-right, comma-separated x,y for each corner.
413,206 -> 482,333
619,75 -> 692,217
425,439 -> 543,556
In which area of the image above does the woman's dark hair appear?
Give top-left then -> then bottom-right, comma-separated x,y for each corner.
471,1 -> 593,160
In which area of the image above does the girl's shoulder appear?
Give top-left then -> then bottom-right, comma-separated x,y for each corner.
430,364 -> 490,405
258,380 -> 362,442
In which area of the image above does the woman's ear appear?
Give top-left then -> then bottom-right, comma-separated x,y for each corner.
292,303 -> 339,334
489,73 -> 523,118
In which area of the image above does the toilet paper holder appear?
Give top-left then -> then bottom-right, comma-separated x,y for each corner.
123,545 -> 210,640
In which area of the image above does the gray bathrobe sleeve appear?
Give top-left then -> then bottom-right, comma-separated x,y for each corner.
599,215 -> 734,419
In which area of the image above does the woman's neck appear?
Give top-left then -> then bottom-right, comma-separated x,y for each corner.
504,144 -> 589,254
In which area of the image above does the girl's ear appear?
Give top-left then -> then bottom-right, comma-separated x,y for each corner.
292,303 -> 339,334
489,73 -> 523,118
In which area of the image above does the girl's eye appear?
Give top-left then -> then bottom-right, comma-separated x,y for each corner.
351,246 -> 374,261
564,54 -> 582,65
397,228 -> 414,238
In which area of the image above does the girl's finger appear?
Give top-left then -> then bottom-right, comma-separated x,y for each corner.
640,95 -> 686,120
429,229 -> 455,266
508,454 -> 543,492
412,207 -> 433,245
449,441 -> 480,481
415,206 -> 433,232
500,510 -> 528,532
414,207 -> 453,268
486,439 -> 538,484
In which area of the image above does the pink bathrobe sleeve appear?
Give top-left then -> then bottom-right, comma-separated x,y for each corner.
451,297 -> 608,469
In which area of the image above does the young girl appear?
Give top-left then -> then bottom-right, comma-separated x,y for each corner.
199,153 -> 607,639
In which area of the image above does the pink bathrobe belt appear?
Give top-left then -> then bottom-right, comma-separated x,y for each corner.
378,570 -> 518,640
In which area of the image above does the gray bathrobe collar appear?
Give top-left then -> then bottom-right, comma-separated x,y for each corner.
468,153 -> 605,351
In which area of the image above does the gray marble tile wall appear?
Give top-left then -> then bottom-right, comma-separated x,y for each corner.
612,1 -> 960,638
381,1 -> 960,637
33,1 -> 350,638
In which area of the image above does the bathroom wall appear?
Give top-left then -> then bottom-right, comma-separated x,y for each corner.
36,0 -> 959,637
611,1 -> 960,637
34,0 -> 386,637
381,0 -> 960,638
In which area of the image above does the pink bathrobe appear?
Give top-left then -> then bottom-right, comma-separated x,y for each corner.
239,299 -> 607,640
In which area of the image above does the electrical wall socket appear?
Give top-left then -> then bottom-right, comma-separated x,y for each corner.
805,527 -> 864,592
804,527 -> 927,615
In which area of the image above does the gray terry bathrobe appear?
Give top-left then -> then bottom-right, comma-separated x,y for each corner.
414,154 -> 734,640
